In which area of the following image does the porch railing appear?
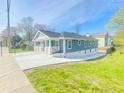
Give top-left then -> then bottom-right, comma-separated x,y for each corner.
51,46 -> 60,54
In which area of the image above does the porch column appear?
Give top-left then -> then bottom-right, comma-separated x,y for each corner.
49,40 -> 51,54
63,39 -> 66,54
33,41 -> 36,51
44,40 -> 47,53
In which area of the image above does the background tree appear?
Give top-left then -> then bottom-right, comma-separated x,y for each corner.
34,23 -> 56,32
11,34 -> 22,48
18,17 -> 34,49
107,8 -> 124,47
2,27 -> 18,47
1,16 -> 53,50
34,24 -> 48,31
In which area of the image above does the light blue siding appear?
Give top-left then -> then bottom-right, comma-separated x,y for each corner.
59,39 -> 98,53
59,40 -> 63,52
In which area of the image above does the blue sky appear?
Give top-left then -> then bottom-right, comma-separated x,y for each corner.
0,0 -> 124,34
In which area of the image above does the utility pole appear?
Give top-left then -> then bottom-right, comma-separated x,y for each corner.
7,0 -> 11,52
75,23 -> 80,34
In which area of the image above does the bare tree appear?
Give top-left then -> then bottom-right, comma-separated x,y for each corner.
34,23 -> 56,31
18,17 -> 34,49
2,27 -> 18,47
34,24 -> 48,31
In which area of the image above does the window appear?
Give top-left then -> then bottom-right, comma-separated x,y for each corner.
93,41 -> 96,47
55,41 -> 59,47
51,40 -> 55,47
84,41 -> 87,48
88,41 -> 90,47
78,40 -> 81,46
94,41 -> 97,47
90,49 -> 91,52
67,40 -> 72,49
89,41 -> 92,47
36,42 -> 40,46
51,40 -> 59,47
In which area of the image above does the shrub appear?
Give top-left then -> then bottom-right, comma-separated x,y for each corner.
21,44 -> 27,50
111,47 -> 116,52
120,52 -> 123,54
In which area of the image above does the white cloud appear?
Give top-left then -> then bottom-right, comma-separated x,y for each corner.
51,0 -> 114,27
0,0 -> 122,32
34,0 -> 83,24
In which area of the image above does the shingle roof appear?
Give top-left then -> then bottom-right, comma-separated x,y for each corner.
39,30 -> 96,40
60,32 -> 84,38
60,32 -> 96,40
40,30 -> 60,37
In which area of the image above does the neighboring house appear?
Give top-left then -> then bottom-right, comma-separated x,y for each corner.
33,30 -> 98,55
93,32 -> 112,48
93,32 -> 113,53
0,34 -> 8,47
0,34 -> 2,47
0,34 -> 2,41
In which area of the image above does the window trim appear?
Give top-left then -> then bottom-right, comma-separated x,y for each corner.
67,40 -> 72,49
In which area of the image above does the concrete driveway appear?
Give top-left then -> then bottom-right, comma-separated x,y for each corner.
14,52 -> 106,71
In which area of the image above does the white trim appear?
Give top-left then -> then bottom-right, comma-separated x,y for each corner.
49,38 -> 60,40
63,39 -> 66,54
60,37 -> 84,40
67,40 -> 72,49
49,40 -> 51,54
32,30 -> 49,41
32,31 -> 40,41
39,30 -> 49,38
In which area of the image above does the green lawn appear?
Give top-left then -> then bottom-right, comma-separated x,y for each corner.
26,51 -> 124,93
10,48 -> 32,53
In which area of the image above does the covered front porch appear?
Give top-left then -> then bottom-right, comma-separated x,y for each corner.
34,39 -> 63,54
33,30 -> 68,55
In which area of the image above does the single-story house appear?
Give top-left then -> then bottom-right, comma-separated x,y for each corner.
32,30 -> 98,54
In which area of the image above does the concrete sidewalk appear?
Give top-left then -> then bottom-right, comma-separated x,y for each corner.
0,48 -> 36,93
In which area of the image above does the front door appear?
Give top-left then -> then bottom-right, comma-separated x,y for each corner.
41,41 -> 45,52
